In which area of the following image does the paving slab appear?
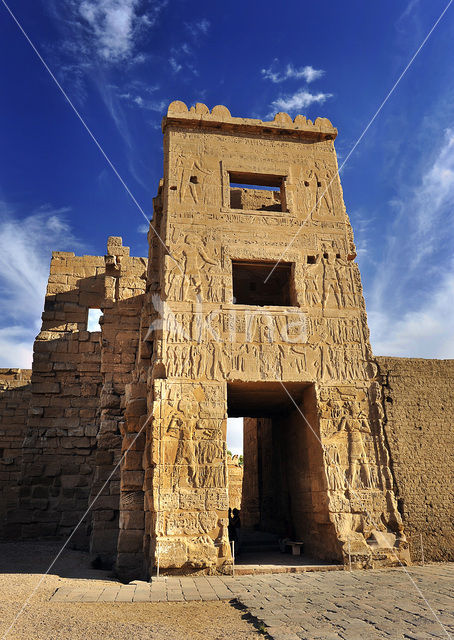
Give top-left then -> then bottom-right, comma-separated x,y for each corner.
49,564 -> 454,640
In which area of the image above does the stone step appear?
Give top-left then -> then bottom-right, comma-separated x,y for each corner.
233,564 -> 344,575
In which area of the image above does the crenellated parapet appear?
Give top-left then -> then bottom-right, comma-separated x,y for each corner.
163,101 -> 337,140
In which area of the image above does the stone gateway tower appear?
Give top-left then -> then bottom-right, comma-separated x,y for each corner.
7,102 -> 454,581
121,101 -> 409,577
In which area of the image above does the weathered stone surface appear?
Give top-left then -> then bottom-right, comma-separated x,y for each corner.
0,103 -> 452,582
138,103 -> 409,576
119,510 -> 144,530
377,357 -> 454,562
0,369 -> 32,534
227,454 -> 243,510
117,529 -> 144,553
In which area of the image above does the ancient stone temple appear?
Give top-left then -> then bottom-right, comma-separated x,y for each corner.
1,103 -> 453,579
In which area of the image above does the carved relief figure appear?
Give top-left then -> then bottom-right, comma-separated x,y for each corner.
166,397 -> 198,488
195,462 -> 226,488
323,443 -> 347,491
335,256 -> 356,307
166,233 -> 219,301
314,161 -> 335,217
322,254 -> 342,310
288,345 -> 307,376
304,254 -> 323,306
176,156 -> 212,204
302,165 -> 318,217
338,401 -> 373,489
196,440 -> 224,464
208,342 -> 229,380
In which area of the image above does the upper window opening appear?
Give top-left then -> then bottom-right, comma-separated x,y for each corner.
229,171 -> 287,212
232,260 -> 293,306
87,308 -> 103,332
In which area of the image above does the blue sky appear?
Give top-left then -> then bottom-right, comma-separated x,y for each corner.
1,0 -> 453,387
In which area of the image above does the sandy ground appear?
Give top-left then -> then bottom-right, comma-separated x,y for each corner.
0,542 -> 260,640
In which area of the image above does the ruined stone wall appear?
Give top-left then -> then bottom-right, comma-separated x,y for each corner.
90,237 -> 148,573
0,369 -> 32,529
12,251 -> 105,546
1,239 -> 148,554
377,356 -> 454,562
227,454 -> 243,510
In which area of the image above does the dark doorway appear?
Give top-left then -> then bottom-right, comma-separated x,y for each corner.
227,381 -> 337,564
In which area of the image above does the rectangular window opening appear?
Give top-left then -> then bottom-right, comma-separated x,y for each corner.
232,260 -> 293,306
87,308 -> 103,332
229,171 -> 286,212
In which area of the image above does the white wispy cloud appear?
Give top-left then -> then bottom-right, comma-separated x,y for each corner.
78,0 -> 137,61
267,89 -> 333,117
0,326 -> 37,369
262,59 -> 331,118
168,42 -> 201,75
51,0 -> 167,64
395,0 -> 421,32
119,92 -> 166,112
96,80 -> 159,191
366,128 -> 454,358
369,265 -> 454,358
0,203 -> 85,368
186,19 -> 210,37
349,208 -> 375,259
169,56 -> 183,73
77,0 -> 164,62
262,62 -> 325,84
168,21 -> 209,75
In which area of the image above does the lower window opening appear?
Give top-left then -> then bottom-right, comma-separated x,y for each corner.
232,260 -> 293,306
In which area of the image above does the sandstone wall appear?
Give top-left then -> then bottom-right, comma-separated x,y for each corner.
242,418 -> 260,528
377,356 -> 454,562
0,369 -> 31,527
11,251 -> 105,545
227,454 -> 243,510
138,101 -> 408,575
2,239 -> 147,552
89,237 -> 148,572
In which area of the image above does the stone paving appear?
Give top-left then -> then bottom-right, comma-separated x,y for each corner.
51,564 -> 454,640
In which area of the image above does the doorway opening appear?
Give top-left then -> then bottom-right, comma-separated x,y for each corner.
227,381 -> 337,567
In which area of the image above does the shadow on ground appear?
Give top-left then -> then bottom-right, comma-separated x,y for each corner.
0,541 -> 114,581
